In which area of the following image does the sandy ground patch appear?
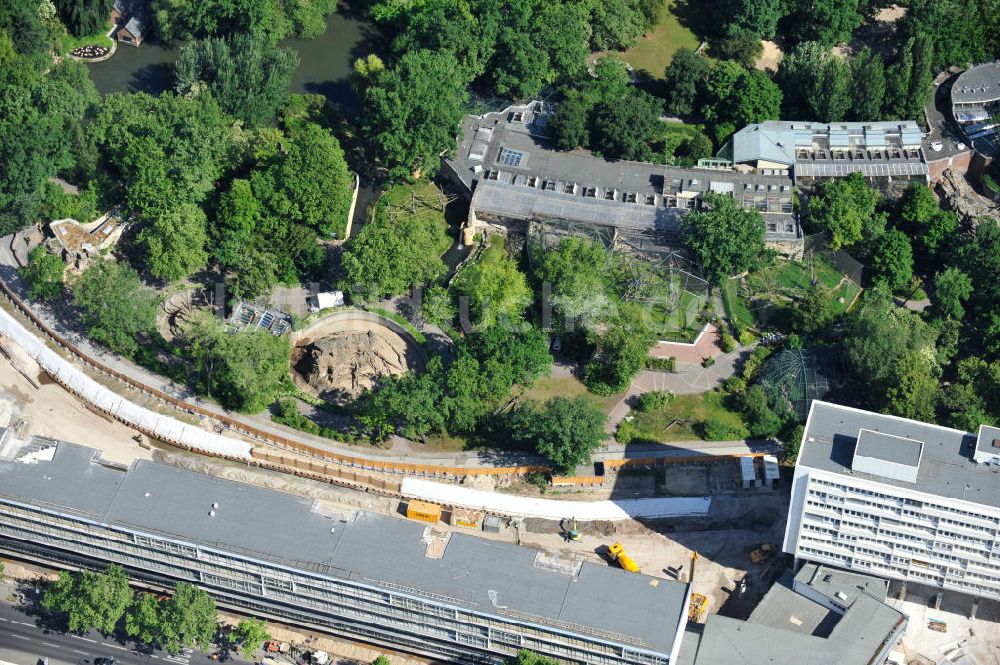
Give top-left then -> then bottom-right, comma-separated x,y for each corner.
755,40 -> 784,72
0,355 -> 152,466
876,4 -> 906,22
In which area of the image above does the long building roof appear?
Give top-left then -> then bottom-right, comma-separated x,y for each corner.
797,400 -> 1000,507
447,103 -> 800,243
0,440 -> 688,656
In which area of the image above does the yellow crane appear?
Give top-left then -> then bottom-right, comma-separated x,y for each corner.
607,542 -> 640,573
687,551 -> 708,623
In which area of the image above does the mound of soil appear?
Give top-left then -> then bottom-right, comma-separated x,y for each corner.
293,328 -> 418,402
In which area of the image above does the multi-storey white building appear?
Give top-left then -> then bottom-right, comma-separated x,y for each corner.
784,400 -> 1000,600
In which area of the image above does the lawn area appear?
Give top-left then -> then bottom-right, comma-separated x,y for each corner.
726,256 -> 863,329
60,28 -> 115,56
723,278 -> 754,329
375,181 -> 452,255
606,0 -> 700,78
629,391 -> 746,442
519,374 -> 621,415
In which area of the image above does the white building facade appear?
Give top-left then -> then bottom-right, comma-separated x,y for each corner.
783,401 -> 1000,600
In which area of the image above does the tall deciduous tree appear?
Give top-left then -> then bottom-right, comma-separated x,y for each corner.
20,245 -> 65,301
663,47 -> 709,117
508,396 -> 606,474
231,619 -> 270,658
590,90 -> 662,161
806,172 -> 881,249
174,33 -> 299,127
363,49 -> 469,179
788,0 -> 863,46
701,61 -> 782,142
72,260 -> 159,357
721,0 -> 781,38
849,48 -> 886,121
42,564 -> 132,635
139,203 -> 209,282
680,193 -> 766,284
55,0 -> 113,37
89,92 -> 233,219
932,267 -> 973,321
454,240 -> 532,329
776,42 -> 850,121
158,583 -> 217,654
870,228 -> 913,291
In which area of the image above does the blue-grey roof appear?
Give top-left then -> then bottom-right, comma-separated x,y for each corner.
728,124 -> 796,166
854,429 -> 923,467
952,62 -> 1000,105
798,401 -> 1000,506
793,563 -> 888,606
0,441 -> 689,655
123,16 -> 143,38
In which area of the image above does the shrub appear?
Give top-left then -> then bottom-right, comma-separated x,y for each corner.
722,375 -> 747,395
738,329 -> 756,346
719,331 -> 737,353
638,390 -> 675,412
525,471 -> 548,493
699,417 -> 748,441
645,356 -> 676,371
702,356 -> 716,368
616,419 -> 640,444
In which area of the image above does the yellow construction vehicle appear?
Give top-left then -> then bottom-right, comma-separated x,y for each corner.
688,593 -> 708,622
750,543 -> 775,564
562,517 -> 581,541
608,542 -> 640,573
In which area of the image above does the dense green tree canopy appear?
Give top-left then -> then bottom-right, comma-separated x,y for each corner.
42,564 -> 132,634
533,236 -> 612,324
508,396 -> 606,474
55,0 -> 112,37
157,583 -> 217,654
363,49 -> 469,179
175,34 -> 299,127
152,0 -> 336,43
187,322 -> 291,413
232,619 -> 270,658
720,0 -> 781,38
844,288 -> 940,418
870,228 -> 913,291
786,0 -> 863,46
776,42 -> 851,122
139,203 -> 209,283
680,193 -> 766,284
454,241 -> 532,329
663,47 -> 709,117
214,121 -> 352,296
72,260 -> 159,357
357,324 -> 551,439
90,91 -> 233,219
591,91 -> 662,161
848,48 -> 886,121
932,267 -> 973,321
700,61 -> 782,142
20,245 -> 65,301
583,323 -> 650,395
806,172 -> 881,250
341,204 -> 449,301
0,37 -> 98,234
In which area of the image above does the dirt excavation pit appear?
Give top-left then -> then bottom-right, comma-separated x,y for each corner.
157,288 -> 212,342
292,310 -> 425,403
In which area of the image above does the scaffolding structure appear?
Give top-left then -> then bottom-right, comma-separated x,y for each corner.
757,347 -> 844,421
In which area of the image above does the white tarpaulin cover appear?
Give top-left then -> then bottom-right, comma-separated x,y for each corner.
0,306 -> 252,460
402,477 -> 711,520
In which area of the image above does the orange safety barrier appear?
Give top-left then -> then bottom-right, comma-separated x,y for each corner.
550,475 -> 606,486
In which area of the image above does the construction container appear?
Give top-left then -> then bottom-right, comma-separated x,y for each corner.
406,500 -> 442,524
482,515 -> 504,533
451,507 -> 484,529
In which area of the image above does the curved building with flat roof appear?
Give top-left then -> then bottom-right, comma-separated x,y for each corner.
952,61 -> 1000,121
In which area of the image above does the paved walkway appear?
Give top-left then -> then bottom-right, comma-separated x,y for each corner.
604,345 -> 752,433
650,323 -> 722,363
